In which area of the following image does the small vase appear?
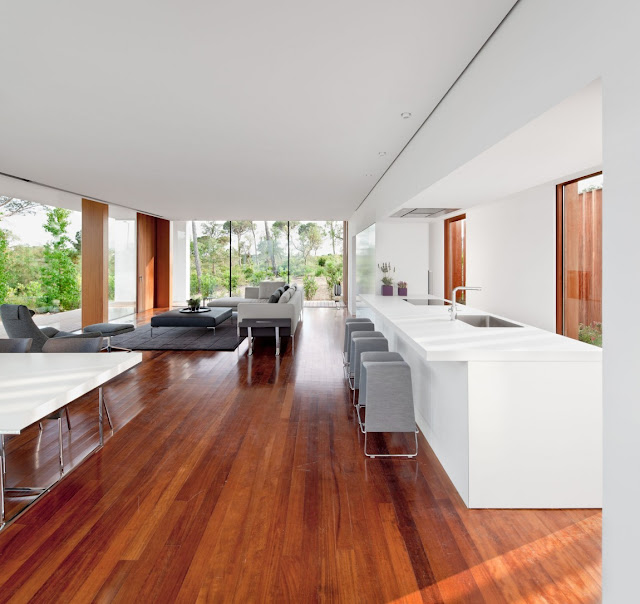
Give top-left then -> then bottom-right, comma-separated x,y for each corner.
382,285 -> 393,296
398,287 -> 407,296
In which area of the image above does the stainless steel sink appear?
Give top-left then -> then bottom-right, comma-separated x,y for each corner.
456,314 -> 522,328
404,298 -> 450,306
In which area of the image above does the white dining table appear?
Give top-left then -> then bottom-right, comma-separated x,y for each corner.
0,352 -> 142,527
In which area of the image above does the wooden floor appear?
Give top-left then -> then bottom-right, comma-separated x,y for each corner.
0,308 -> 601,603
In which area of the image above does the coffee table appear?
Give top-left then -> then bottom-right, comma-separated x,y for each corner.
150,307 -> 233,337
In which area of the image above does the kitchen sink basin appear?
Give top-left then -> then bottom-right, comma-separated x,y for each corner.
404,298 -> 450,306
456,314 -> 522,328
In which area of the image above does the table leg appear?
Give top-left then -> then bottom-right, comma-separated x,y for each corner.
99,386 -> 104,447
275,326 -> 280,356
248,327 -> 253,356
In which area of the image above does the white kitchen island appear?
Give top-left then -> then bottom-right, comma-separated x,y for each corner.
359,294 -> 602,509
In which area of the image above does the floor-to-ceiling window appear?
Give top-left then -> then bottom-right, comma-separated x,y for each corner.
187,220 -> 343,303
0,195 -> 82,333
557,173 -> 603,346
108,208 -> 137,321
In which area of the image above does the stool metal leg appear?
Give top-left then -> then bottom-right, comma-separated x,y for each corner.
364,429 -> 419,459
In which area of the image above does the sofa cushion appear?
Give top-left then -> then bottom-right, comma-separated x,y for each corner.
259,280 -> 286,299
269,290 -> 281,303
278,289 -> 293,304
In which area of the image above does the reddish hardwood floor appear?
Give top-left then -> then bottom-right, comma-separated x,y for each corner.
0,308 -> 601,603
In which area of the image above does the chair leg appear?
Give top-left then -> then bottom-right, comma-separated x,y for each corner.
64,407 -> 71,431
58,417 -> 64,475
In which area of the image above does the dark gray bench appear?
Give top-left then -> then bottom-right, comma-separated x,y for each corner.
150,307 -> 232,337
238,318 -> 292,356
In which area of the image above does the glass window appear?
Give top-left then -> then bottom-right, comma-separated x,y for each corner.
108,208 -> 137,321
185,220 -> 344,304
0,195 -> 82,334
559,173 -> 603,346
190,221 -> 231,300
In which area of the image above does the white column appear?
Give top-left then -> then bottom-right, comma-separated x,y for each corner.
172,221 -> 190,305
602,2 -> 640,598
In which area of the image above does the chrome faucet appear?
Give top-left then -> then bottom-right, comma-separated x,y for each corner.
450,286 -> 482,320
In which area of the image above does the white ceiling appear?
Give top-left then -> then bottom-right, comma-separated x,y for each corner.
391,78 -> 603,219
0,1 -> 516,221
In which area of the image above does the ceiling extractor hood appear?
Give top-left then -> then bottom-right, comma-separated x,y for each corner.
390,207 -> 461,219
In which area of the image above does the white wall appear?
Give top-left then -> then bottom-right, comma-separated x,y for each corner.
428,221 -> 444,298
602,3 -> 640,599
464,183 -> 556,331
375,222 -> 429,295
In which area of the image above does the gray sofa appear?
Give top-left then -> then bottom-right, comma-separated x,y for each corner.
237,284 -> 304,347
206,280 -> 286,311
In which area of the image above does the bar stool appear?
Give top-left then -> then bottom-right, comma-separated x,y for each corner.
343,320 -> 374,377
344,318 -> 373,362
357,351 -> 404,432
348,333 -> 388,405
347,330 -> 385,383
360,360 -> 418,458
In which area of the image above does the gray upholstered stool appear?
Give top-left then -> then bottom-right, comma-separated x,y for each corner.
360,360 -> 418,458
348,331 -> 385,378
357,351 -> 404,432
83,323 -> 135,352
343,320 -> 375,377
348,334 -> 388,405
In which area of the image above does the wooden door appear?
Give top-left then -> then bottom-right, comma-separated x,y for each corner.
444,214 -> 466,303
137,213 -> 156,312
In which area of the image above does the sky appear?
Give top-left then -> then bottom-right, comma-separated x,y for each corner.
1,204 -> 82,247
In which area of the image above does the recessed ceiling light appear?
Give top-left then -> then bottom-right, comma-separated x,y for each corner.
401,112 -> 412,119
378,151 -> 386,157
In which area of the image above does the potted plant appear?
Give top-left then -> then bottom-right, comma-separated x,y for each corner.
378,262 -> 395,296
187,297 -> 201,311
397,281 -> 408,296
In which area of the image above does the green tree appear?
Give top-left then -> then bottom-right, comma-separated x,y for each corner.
0,229 -> 8,303
40,208 -> 80,310
325,221 -> 343,255
293,223 -> 323,265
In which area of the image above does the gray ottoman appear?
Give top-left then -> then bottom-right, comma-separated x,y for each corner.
150,307 -> 232,337
83,322 -> 135,352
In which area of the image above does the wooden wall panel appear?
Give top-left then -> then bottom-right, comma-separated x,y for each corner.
81,199 -> 109,327
444,214 -> 466,302
155,218 -> 173,308
137,213 -> 156,312
562,185 -> 602,339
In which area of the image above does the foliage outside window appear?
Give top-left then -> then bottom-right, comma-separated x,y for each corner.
189,220 -> 343,301
0,196 -> 81,315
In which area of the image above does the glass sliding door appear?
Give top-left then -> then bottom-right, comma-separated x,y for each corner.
289,221 -> 342,301
108,208 -> 136,320
558,173 -> 603,346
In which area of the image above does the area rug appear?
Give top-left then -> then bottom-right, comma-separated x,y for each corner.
110,322 -> 245,351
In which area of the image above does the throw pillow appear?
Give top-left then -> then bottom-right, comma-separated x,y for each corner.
269,290 -> 281,303
283,284 -> 290,291
278,289 -> 292,304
